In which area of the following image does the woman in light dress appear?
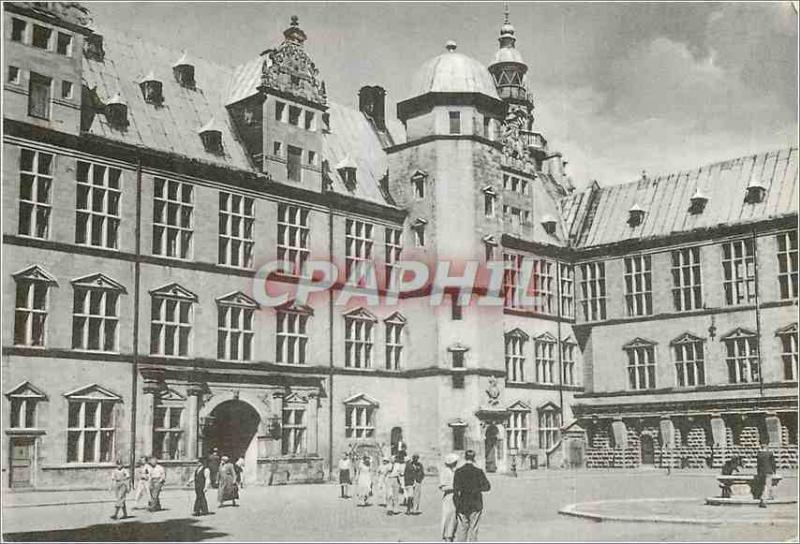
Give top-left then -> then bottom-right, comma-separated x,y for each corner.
355,456 -> 373,506
217,455 -> 239,507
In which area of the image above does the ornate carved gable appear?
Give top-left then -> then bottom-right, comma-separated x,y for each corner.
261,16 -> 327,107
623,337 -> 657,349
720,327 -> 757,341
670,332 -> 705,345
158,387 -> 186,402
13,265 -> 58,284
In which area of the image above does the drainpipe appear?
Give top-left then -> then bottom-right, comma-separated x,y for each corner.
327,189 -> 335,481
129,154 -> 143,484
556,262 -> 564,418
752,229 -> 764,398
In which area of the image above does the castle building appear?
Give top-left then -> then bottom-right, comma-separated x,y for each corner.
2,2 -> 797,491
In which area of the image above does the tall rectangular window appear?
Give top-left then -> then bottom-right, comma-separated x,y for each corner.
218,305 -> 254,362
153,178 -> 193,259
452,426 -> 466,450
72,287 -> 119,352
503,253 -> 523,309
562,342 -> 576,385
32,24 -> 51,49
345,219 -> 374,284
535,339 -> 556,384
28,72 -> 51,119
56,32 -> 72,55
507,411 -> 528,450
624,255 -> 652,316
538,409 -> 560,450
275,101 -> 285,122
626,343 -> 656,390
724,333 -> 759,384
449,111 -> 461,134
345,315 -> 374,368
722,239 -> 756,305
11,18 -> 26,42
218,192 -> 254,269
67,400 -> 115,463
150,296 -> 193,357
277,204 -> 310,275
559,264 -> 574,318
345,405 -> 375,438
282,407 -> 306,454
671,247 -> 702,311
385,319 -> 404,370
76,161 -> 121,249
276,310 -> 309,365
288,105 -> 301,126
14,278 -> 49,346
777,231 -> 798,300
385,227 -> 402,289
287,145 -> 302,182
579,262 -> 606,321
779,328 -> 798,381
505,333 -> 526,383
533,259 -> 554,314
9,397 -> 37,429
153,406 -> 183,460
673,339 -> 705,387
18,149 -> 52,238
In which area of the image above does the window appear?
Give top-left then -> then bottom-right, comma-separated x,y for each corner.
218,192 -> 254,269
503,253 -> 523,309
345,309 -> 375,368
451,295 -> 463,321
304,111 -> 315,131
484,190 -> 495,217
579,262 -> 606,321
345,405 -> 375,439
723,329 -> 759,384
218,302 -> 255,362
778,325 -> 798,381
385,315 -> 404,370
282,406 -> 306,454
273,141 -> 282,156
276,307 -> 309,365
533,259 -> 554,314
507,411 -> 528,450
452,351 -> 465,369
412,224 -> 425,247
483,116 -> 492,139
534,336 -> 556,384
562,341 -> 576,385
275,101 -> 285,122
345,219 -> 374,283
411,171 -> 425,198
153,178 -> 193,259
505,331 -> 527,383
31,24 -> 51,49
277,204 -> 310,275
449,111 -> 461,134
624,255 -> 652,316
451,348 -> 466,388
307,150 -> 316,166
672,335 -> 705,387
72,283 -> 120,352
60,80 -> 73,99
538,408 -> 560,450
451,425 -> 466,451
288,105 -> 301,126
76,161 -> 121,249
28,72 -> 51,119
722,239 -> 756,305
8,65 -> 21,84
150,286 -> 195,357
287,145 -> 302,182
777,231 -> 798,300
559,264 -> 574,318
7,384 -> 44,429
18,149 -> 53,238
11,18 -> 26,42
671,247 -> 702,311
56,32 -> 72,55
385,227 -> 402,289
625,339 -> 656,390
13,267 -> 53,347
67,400 -> 115,463
153,406 -> 183,460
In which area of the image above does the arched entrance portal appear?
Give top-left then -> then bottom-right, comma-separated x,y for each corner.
485,425 -> 499,473
207,400 -> 260,484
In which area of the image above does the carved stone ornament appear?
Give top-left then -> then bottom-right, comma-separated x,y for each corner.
499,105 -> 536,169
486,376 -> 501,406
262,36 -> 327,106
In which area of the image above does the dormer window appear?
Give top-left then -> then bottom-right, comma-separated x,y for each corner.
411,218 -> 427,247
173,53 -> 195,89
140,72 -> 163,105
541,215 -> 557,235
105,93 -> 128,129
198,118 -> 223,154
411,170 -> 427,198
689,188 -> 708,214
628,204 -> 646,227
336,157 -> 357,187
745,180 -> 766,204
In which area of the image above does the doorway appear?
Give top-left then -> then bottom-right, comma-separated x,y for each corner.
485,425 -> 499,473
640,434 -> 655,465
207,400 -> 261,484
10,437 -> 35,488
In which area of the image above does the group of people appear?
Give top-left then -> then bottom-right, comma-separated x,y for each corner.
337,448 -> 491,542
720,443 -> 778,508
107,448 -> 247,521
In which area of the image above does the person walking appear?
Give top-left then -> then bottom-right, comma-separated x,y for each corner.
439,453 -> 459,542
218,456 -> 239,507
355,456 -> 373,506
109,460 -> 130,520
132,458 -> 151,510
208,448 -> 221,489
754,443 -> 777,508
235,456 -> 246,489
453,450 -> 491,542
189,458 -> 211,516
147,457 -> 166,512
338,453 -> 352,499
377,457 -> 392,507
386,453 -> 406,515
404,453 -> 425,515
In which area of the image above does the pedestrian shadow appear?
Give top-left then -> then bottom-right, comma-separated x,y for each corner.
3,517 -> 227,542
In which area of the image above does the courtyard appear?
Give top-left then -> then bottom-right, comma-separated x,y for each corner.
3,469 -> 798,542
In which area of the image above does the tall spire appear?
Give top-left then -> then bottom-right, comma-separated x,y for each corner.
499,2 -> 516,48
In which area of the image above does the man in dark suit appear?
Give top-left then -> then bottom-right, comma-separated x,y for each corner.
754,443 -> 776,508
453,449 -> 491,542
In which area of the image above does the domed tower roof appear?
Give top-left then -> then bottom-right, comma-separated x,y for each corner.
487,6 -> 531,106
409,41 -> 499,99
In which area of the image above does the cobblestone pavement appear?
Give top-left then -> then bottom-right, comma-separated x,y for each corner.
3,470 -> 798,542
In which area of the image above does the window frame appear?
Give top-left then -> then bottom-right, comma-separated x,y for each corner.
671,335 -> 705,388
722,329 -> 760,384
504,330 -> 527,383
345,219 -> 374,285
384,314 -> 405,371
623,254 -> 653,317
218,191 -> 255,269
66,398 -> 116,464
344,310 -> 376,369
18,148 -> 53,239
76,161 -> 122,249
448,111 -> 461,135
13,269 -> 53,347
579,262 -> 607,321
534,335 -> 556,384
276,305 -> 310,365
777,324 -> 798,382
777,231 -> 798,300
150,287 -> 196,358
722,239 -> 756,306
152,404 -> 184,460
71,281 -> 122,353
538,407 -> 560,450
282,404 -> 307,455
152,178 -> 194,259
27,71 -> 52,119
625,339 -> 657,390
507,410 -> 529,450
671,247 -> 703,311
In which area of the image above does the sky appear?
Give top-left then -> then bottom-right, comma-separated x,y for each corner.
89,2 -> 798,190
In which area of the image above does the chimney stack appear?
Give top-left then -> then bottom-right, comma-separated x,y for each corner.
358,85 -> 386,131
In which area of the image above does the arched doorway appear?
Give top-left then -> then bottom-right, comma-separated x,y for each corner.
485,425 -> 499,473
640,434 -> 655,465
207,400 -> 260,484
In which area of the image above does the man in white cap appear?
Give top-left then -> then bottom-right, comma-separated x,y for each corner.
439,453 -> 459,541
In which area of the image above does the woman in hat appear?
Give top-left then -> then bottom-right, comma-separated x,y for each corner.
376,456 -> 392,507
439,453 -> 459,541
355,455 -> 373,506
217,455 -> 239,507
109,459 -> 131,520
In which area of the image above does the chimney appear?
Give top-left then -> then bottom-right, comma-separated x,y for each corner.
358,85 -> 386,131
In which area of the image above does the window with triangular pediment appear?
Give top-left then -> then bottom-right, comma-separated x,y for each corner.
151,283 -> 196,357
13,265 -> 57,347
6,381 -> 47,430
64,384 -> 120,463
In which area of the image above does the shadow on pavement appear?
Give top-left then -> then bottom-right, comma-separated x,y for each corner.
3,517 -> 227,542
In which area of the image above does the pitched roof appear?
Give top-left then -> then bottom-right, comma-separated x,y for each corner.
562,148 -> 798,248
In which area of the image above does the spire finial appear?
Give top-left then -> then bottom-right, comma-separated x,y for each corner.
504,1 -> 509,24
290,15 -> 299,27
